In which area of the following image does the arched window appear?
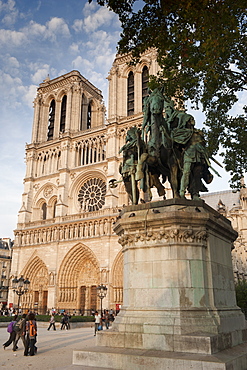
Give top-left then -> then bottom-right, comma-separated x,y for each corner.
41,203 -> 47,220
142,66 -> 149,109
60,95 -> 67,133
87,103 -> 92,129
42,155 -> 46,175
47,99 -> 55,141
127,71 -> 134,116
53,201 -> 57,218
80,94 -> 84,131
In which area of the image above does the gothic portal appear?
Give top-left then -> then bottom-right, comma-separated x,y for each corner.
10,49 -> 160,314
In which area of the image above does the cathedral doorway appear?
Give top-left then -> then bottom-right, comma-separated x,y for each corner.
57,244 -> 100,314
79,285 -> 97,315
21,256 -> 49,314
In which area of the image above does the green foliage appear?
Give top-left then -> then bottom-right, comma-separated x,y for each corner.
235,280 -> 247,310
35,314 -> 58,322
69,315 -> 94,322
92,0 -> 247,188
0,316 -> 12,322
0,315 -> 94,322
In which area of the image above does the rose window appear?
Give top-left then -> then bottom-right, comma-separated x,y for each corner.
78,178 -> 106,212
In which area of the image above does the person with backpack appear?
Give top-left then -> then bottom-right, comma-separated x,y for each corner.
13,314 -> 27,352
2,315 -> 18,350
60,312 -> 69,330
24,312 -> 37,356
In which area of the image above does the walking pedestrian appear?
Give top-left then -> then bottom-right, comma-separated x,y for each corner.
104,310 -> 110,329
47,314 -> 56,331
13,314 -> 27,352
60,313 -> 69,330
24,312 -> 37,356
94,311 -> 101,336
2,315 -> 18,350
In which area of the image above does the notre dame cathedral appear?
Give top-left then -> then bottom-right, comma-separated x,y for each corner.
9,49 -> 161,314
9,48 -> 247,314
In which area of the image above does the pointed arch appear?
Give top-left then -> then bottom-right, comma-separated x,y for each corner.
21,256 -> 49,314
57,243 -> 100,312
87,102 -> 92,129
58,243 -> 100,286
41,202 -> 47,220
111,250 -> 123,306
142,65 -> 149,108
127,71 -> 134,116
60,95 -> 67,133
47,99 -> 55,141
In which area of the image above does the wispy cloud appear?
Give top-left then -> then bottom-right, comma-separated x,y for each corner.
0,28 -> 26,46
82,6 -> 119,33
31,63 -> 50,84
22,17 -> 70,42
0,0 -> 19,26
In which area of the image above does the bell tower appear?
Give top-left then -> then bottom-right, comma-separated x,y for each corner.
11,51 -> 161,315
18,70 -> 105,224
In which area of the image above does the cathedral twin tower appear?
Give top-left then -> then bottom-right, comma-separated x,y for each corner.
9,50 -> 160,314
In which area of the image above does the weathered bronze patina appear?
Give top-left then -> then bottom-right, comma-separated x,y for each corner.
111,88 -> 221,204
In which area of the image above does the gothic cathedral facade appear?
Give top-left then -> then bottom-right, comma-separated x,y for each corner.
9,49 -> 160,314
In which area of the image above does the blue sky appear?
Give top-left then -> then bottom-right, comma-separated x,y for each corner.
0,0 -> 239,239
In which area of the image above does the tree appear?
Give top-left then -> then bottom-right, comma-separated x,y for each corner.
235,280 -> 247,317
90,0 -> 247,188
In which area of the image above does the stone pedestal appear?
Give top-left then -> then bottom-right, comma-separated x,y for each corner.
73,199 -> 247,369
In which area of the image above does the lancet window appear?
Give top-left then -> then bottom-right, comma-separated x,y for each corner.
80,94 -> 85,131
47,99 -> 55,141
41,203 -> 47,220
60,95 -> 67,133
53,200 -> 57,218
142,66 -> 149,108
87,103 -> 92,129
127,71 -> 134,116
36,148 -> 61,177
75,136 -> 106,166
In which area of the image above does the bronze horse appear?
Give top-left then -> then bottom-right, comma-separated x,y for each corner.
116,88 -> 216,204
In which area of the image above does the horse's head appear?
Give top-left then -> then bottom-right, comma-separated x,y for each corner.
149,88 -> 164,114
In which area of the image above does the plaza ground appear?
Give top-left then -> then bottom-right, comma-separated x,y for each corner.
0,324 -> 110,370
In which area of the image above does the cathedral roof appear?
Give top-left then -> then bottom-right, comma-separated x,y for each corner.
201,190 -> 240,212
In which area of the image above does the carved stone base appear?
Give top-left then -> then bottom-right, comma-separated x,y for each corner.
73,199 -> 247,368
100,199 -> 245,353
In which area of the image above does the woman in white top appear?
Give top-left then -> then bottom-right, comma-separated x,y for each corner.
94,311 -> 101,336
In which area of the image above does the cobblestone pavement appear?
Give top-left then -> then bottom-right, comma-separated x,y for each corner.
0,324 -> 109,370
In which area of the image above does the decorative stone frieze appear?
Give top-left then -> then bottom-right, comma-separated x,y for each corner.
15,216 -> 117,247
118,226 -> 208,247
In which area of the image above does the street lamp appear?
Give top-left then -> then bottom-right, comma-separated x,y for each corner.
12,275 -> 30,312
97,284 -> 107,315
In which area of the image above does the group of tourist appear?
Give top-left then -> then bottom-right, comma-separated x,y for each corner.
0,307 -> 22,317
2,311 -> 71,356
2,312 -> 37,356
94,309 -> 115,335
2,308 -> 116,354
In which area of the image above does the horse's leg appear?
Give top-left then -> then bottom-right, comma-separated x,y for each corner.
130,173 -> 139,205
169,163 -> 181,198
124,178 -> 132,203
150,173 -> 166,197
